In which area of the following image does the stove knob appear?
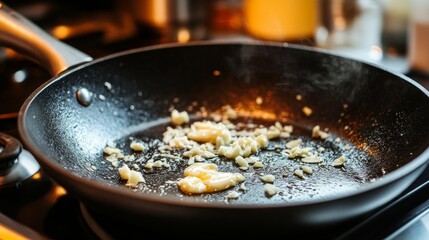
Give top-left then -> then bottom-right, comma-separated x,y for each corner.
0,132 -> 21,175
0,132 -> 40,187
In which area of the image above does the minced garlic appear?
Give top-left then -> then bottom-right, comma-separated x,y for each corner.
285,138 -> 302,149
253,161 -> 264,168
302,106 -> 313,116
226,191 -> 241,199
118,164 -> 145,187
171,109 -> 190,126
130,141 -> 145,151
260,174 -> 275,183
301,166 -> 313,174
108,104 -> 355,198
301,152 -> 323,164
284,146 -> 313,158
264,184 -> 280,196
178,163 -> 245,194
332,155 -> 347,167
294,169 -> 305,179
103,146 -> 122,156
312,125 -> 329,140
235,156 -> 249,170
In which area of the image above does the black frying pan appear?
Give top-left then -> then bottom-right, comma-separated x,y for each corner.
2,3 -> 429,235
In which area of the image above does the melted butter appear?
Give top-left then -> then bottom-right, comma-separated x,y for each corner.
178,163 -> 245,194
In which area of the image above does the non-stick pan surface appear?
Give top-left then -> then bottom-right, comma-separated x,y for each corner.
17,41 -> 429,229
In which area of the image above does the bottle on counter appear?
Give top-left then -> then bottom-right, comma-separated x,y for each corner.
242,0 -> 318,44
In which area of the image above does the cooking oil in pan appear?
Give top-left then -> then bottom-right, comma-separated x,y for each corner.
95,112 -> 381,204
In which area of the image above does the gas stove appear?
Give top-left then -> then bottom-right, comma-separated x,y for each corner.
1,1 -> 429,239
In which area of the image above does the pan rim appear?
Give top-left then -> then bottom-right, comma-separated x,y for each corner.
18,40 -> 429,209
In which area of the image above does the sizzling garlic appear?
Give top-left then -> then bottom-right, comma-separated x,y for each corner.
178,163 -> 245,194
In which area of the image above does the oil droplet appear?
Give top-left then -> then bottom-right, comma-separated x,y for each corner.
76,88 -> 92,106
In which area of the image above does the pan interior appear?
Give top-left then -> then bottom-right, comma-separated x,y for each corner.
93,116 -> 378,204
22,43 -> 429,205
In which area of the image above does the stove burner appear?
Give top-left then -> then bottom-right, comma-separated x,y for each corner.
0,132 -> 39,188
80,203 -> 113,240
78,201 -> 355,238
79,202 -> 178,239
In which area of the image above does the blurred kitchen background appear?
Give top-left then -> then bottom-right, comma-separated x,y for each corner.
1,0 -> 429,79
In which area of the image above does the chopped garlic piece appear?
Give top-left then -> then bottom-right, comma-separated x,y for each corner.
222,105 -> 238,120
169,136 -> 193,149
153,160 -> 163,168
183,143 -> 216,158
279,132 -> 291,138
300,151 -> 322,163
264,184 -> 280,196
105,155 -> 118,163
217,136 -> 265,159
296,94 -> 302,101
111,161 -> 119,168
284,146 -> 313,158
118,164 -> 145,187
253,161 -> 264,168
103,146 -> 122,155
332,155 -> 347,167
118,164 -> 131,180
301,166 -> 313,174
126,171 -> 145,187
178,176 -> 207,194
123,155 -> 135,162
274,121 -> 283,130
312,125 -> 329,140
256,135 -> 269,148
265,128 -> 281,139
178,163 -> 245,194
130,141 -> 145,151
227,191 -> 241,199
131,164 -> 140,170
187,157 -> 195,165
283,125 -> 293,133
144,159 -> 154,169
259,174 -> 275,183
235,156 -> 249,170
171,109 -> 189,126
294,169 -> 305,179
302,106 -> 313,116
246,156 -> 259,164
285,138 -> 302,149
187,121 -> 231,144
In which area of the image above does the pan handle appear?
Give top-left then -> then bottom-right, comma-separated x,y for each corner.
0,2 -> 93,76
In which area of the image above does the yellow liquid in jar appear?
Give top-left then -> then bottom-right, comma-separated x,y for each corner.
243,0 -> 318,41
